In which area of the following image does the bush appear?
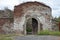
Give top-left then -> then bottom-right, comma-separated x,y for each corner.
26,26 -> 32,32
38,30 -> 60,36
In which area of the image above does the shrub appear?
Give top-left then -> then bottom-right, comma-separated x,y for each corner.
26,26 -> 32,32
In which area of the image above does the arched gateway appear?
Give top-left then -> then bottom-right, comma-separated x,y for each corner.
14,1 -> 52,35
26,18 -> 38,34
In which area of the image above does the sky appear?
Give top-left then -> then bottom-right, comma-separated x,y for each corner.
0,0 -> 60,17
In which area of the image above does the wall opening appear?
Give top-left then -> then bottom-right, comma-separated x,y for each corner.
26,18 -> 38,35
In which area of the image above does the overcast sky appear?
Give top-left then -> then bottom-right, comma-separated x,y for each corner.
0,0 -> 60,17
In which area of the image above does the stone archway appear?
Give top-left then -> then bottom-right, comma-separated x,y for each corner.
26,18 -> 38,35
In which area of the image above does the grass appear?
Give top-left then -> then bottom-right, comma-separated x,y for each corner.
38,30 -> 50,35
0,37 -> 12,40
0,34 -> 21,40
50,31 -> 60,36
38,30 -> 60,36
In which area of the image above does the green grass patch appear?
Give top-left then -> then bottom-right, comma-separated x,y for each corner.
0,34 -> 20,40
0,37 -> 12,40
50,31 -> 60,36
38,30 -> 60,36
38,30 -> 50,35
0,34 -> 20,37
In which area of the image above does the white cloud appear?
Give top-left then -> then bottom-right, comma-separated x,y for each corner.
0,0 -> 20,10
0,0 -> 60,17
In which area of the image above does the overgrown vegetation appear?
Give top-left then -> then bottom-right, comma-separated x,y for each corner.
38,30 -> 50,35
0,34 -> 12,40
26,26 -> 32,32
0,34 -> 20,40
38,30 -> 60,36
53,16 -> 60,26
54,16 -> 60,22
0,37 -> 12,40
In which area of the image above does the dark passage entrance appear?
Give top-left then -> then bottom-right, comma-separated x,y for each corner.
26,18 -> 38,35
32,18 -> 38,34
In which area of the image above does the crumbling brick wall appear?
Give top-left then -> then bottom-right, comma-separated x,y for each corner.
0,18 -> 14,34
